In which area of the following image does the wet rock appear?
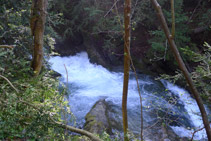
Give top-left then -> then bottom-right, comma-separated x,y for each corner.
143,123 -> 189,141
83,34 -> 110,68
84,99 -> 111,134
54,32 -> 85,56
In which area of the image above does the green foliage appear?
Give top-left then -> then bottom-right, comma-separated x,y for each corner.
0,0 -> 32,56
0,0 -> 62,57
159,42 -> 211,101
149,0 -> 194,63
0,48 -> 73,140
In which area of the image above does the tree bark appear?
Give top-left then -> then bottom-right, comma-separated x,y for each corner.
150,0 -> 211,140
122,0 -> 131,140
30,0 -> 48,76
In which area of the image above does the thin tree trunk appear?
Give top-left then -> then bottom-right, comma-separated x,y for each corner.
122,0 -> 131,140
150,0 -> 211,140
171,0 -> 175,39
30,0 -> 48,76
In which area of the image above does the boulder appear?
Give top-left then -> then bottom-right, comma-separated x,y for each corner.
84,99 -> 190,141
84,99 -> 111,134
143,123 -> 189,141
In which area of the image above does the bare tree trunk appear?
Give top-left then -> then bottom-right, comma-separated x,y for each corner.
122,0 -> 131,140
150,0 -> 211,140
30,0 -> 48,76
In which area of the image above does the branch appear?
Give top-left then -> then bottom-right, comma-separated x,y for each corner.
150,0 -> 211,140
191,121 -> 211,141
131,0 -> 140,19
0,74 -> 19,93
52,120 -> 103,141
104,0 -> 120,17
191,126 -> 205,141
18,99 -> 102,141
0,74 -> 101,140
187,0 -> 202,24
0,45 -> 15,49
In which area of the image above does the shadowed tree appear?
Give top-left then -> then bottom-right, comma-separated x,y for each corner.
30,0 -> 48,76
150,0 -> 211,140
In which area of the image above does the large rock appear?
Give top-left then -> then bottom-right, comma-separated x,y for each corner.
84,100 -> 190,141
83,34 -> 111,68
143,123 -> 189,141
83,99 -> 111,134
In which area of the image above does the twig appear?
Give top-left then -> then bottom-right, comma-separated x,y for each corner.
144,120 -> 160,131
104,0 -> 120,17
131,0 -> 140,19
64,64 -> 68,90
0,74 -> 19,93
187,0 -> 202,24
191,126 -> 205,141
0,45 -> 15,49
129,55 -> 144,140
114,0 -> 123,27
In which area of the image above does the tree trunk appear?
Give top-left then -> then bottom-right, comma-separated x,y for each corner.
122,0 -> 131,140
150,0 -> 211,140
30,0 -> 48,76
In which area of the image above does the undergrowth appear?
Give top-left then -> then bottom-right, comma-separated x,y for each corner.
0,47 -> 73,140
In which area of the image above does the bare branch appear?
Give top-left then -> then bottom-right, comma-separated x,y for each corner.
104,0 -> 120,17
19,99 -> 103,141
0,74 -> 19,93
0,45 -> 15,49
52,120 -> 102,141
187,0 -> 202,24
191,126 -> 205,141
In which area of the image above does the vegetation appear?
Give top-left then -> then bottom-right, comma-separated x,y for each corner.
150,0 -> 211,139
0,47 -> 70,139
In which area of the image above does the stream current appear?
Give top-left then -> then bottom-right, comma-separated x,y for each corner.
49,52 -> 209,140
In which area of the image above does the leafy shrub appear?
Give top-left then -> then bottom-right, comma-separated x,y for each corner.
0,48 -> 72,140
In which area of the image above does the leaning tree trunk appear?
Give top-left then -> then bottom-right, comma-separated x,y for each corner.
122,0 -> 131,140
30,0 -> 48,76
150,0 -> 211,140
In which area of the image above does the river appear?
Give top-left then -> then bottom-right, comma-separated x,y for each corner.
49,52 -> 209,140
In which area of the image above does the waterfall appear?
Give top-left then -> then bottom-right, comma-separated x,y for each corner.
49,52 -> 209,140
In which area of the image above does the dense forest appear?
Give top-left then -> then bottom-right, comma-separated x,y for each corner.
0,0 -> 210,140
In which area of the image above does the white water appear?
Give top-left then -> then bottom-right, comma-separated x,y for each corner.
163,82 -> 209,140
49,52 -> 209,140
